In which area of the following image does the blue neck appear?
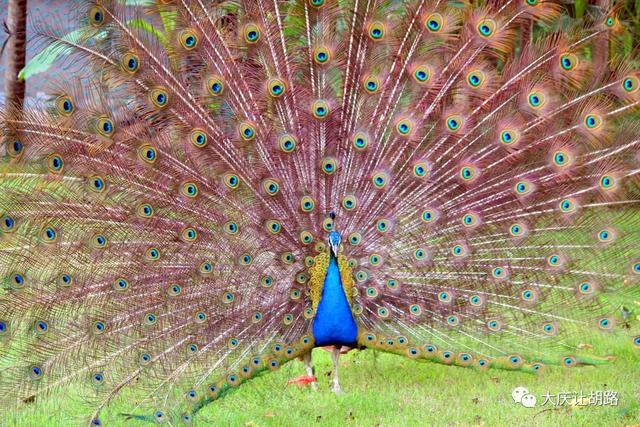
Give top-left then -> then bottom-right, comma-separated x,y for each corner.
312,254 -> 358,347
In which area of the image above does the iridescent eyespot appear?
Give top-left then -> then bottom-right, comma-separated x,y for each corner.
372,171 -> 388,189
91,371 -> 105,385
299,231 -> 314,245
527,91 -> 546,109
137,144 -> 158,164
40,225 -> 59,243
167,284 -> 182,297
252,311 -> 263,323
313,46 -> 331,64
55,95 -> 74,116
633,336 -> 640,347
300,195 -> 315,212
239,122 -> 256,141
514,180 -> 533,196
222,291 -> 235,304
542,322 -> 557,335
89,6 -> 106,27
342,195 -> 357,211
262,178 -> 280,196
206,77 -> 224,96
547,254 -> 564,268
181,182 -> 198,198
559,53 -> 578,71
8,272 -> 26,290
187,343 -> 199,354
321,157 -> 337,175
451,243 -> 467,257
469,294 -> 484,307
578,282 -> 596,295
459,165 -> 478,182
412,65 -> 431,84
395,119 -> 412,136
322,217 -> 334,232
143,312 -> 157,326
551,150 -> 572,168
599,174 -> 616,191
224,173 -> 240,189
136,203 -> 154,219
369,254 -> 382,266
466,71 -> 485,88
200,261 -> 213,273
145,247 -> 160,261
194,311 -> 207,323
265,220 -> 282,235
179,30 -> 199,50
462,212 -> 480,228
296,272 -> 308,284
500,129 -> 520,146
421,209 -> 439,223
446,115 -> 463,132
521,289 -> 537,302
477,19 -> 496,37
278,134 -> 297,153
283,313 -> 294,325
597,228 -> 615,243
239,254 -> 253,266
122,52 -> 140,74
583,114 -> 602,130
223,221 -> 239,235
34,320 -> 48,335
351,131 -> 368,150
150,87 -> 169,108
1,214 -> 16,233
559,197 -> 577,214
58,273 -> 73,288
97,117 -> 115,137
309,0 -> 325,7
244,23 -> 261,44
631,261 -> 640,275
311,100 -> 330,119
29,365 -> 44,380
91,233 -> 108,249
409,304 -> 422,315
414,248 -> 428,260
447,315 -> 460,326
181,227 -> 198,242
377,307 -> 389,318
621,75 -> 639,93
190,129 -> 208,148
368,21 -> 385,40
526,0 -> 539,5
92,321 -> 106,335
261,275 -> 273,288
268,78 -> 286,98
487,319 -> 502,331
348,231 -> 362,246
509,222 -> 526,237
363,75 -> 380,94
605,16 -> 615,27
413,162 -> 429,178
597,317 -> 613,330
89,175 -> 106,193
425,13 -> 443,32
491,267 -> 508,280
113,277 -> 129,292
376,218 -> 390,233
438,291 -> 452,303
6,138 -> 24,158
47,153 -> 64,173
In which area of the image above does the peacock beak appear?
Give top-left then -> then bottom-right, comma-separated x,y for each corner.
330,241 -> 339,257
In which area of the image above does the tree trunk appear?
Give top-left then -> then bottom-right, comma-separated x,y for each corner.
3,0 -> 28,111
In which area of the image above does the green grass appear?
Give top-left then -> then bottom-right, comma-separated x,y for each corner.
6,331 -> 640,427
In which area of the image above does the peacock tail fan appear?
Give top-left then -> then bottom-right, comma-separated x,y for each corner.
1,0 -> 640,424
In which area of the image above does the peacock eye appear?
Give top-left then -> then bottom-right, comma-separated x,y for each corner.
122,52 -> 140,74
311,100 -> 330,119
55,95 -> 74,116
425,14 -> 443,32
180,30 -> 199,49
476,19 -> 496,37
89,6 -> 106,27
244,23 -> 261,44
190,129 -> 208,147
313,46 -> 331,64
368,22 -> 385,40
206,77 -> 225,96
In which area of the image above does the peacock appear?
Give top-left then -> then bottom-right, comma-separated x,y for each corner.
1,0 -> 640,424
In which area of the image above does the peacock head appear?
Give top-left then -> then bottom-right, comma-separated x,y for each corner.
328,230 -> 341,257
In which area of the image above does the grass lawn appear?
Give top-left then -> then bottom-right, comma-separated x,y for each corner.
6,331 -> 639,427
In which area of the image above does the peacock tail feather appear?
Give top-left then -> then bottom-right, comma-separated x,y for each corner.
1,0 -> 640,424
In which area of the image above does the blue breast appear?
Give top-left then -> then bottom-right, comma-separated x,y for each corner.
312,255 -> 358,347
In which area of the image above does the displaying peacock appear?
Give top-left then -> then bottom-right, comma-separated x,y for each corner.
1,0 -> 640,424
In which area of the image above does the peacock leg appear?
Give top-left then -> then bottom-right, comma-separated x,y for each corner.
330,346 -> 341,394
302,351 -> 317,390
